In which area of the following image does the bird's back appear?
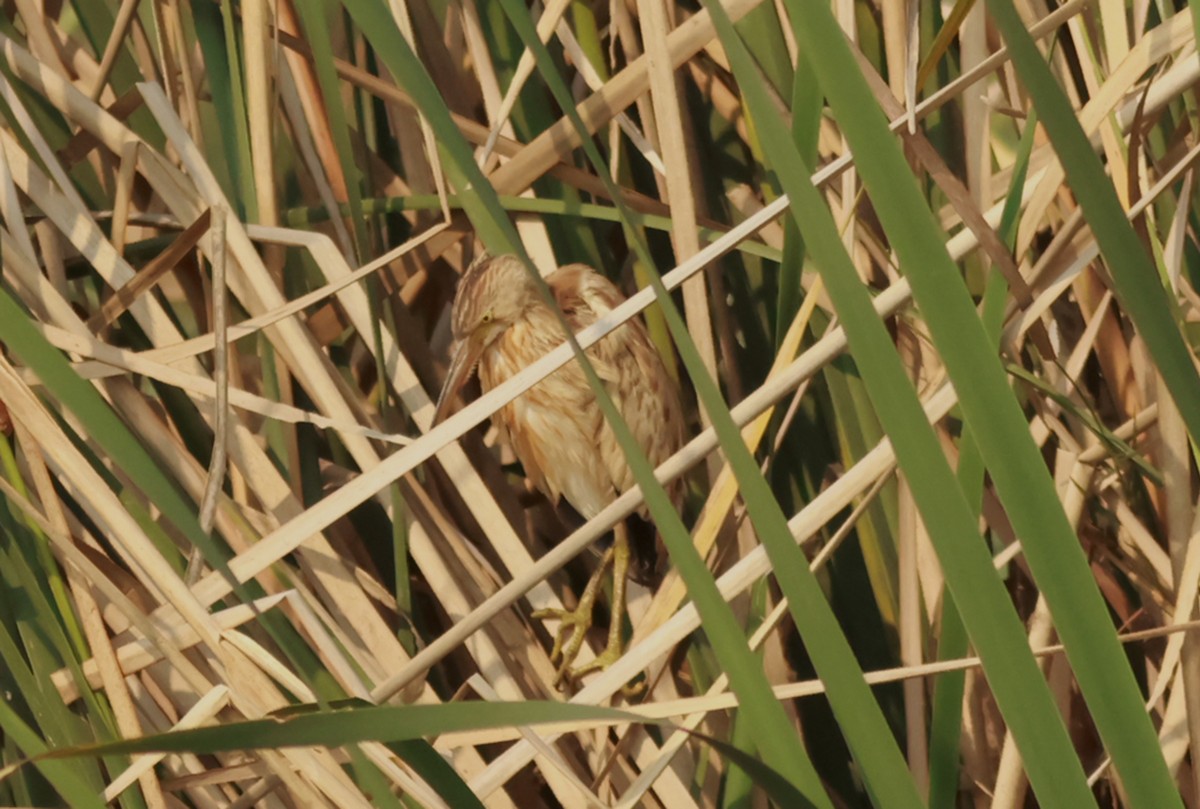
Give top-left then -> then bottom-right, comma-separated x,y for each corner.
549,265 -> 686,508
477,264 -> 686,523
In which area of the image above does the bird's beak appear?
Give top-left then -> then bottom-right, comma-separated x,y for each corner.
433,332 -> 487,425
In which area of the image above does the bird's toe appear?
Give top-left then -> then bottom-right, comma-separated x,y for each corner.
531,604 -> 595,687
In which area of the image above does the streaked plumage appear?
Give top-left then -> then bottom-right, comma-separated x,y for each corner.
434,253 -> 685,682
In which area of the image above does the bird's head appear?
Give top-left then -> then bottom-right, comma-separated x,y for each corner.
434,254 -> 536,423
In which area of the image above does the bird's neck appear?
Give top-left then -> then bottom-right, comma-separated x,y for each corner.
478,307 -> 563,392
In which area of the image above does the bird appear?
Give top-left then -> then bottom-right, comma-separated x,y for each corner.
433,253 -> 685,684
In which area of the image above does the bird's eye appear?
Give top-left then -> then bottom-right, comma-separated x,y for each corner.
481,311 -> 493,324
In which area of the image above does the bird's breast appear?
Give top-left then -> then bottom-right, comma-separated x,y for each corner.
477,323 -> 615,518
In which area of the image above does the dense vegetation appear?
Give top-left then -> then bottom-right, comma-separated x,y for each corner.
1,0 -> 1199,805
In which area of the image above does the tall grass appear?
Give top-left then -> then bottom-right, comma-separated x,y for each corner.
0,0 -> 1197,805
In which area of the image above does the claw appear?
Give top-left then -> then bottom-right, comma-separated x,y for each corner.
532,545 -> 613,686
532,525 -> 633,687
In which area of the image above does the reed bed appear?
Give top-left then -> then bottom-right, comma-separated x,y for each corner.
0,0 -> 1199,805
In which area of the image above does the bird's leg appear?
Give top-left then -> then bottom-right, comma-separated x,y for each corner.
532,545 -> 616,686
570,522 -> 630,679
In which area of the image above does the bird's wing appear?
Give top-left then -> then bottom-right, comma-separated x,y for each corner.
548,265 -> 686,505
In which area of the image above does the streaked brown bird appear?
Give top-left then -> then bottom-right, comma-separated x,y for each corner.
434,253 -> 685,683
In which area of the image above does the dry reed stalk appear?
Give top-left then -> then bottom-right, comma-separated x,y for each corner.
0,0 -> 1197,802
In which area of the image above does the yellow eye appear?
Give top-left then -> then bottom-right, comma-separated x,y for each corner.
481,311 -> 493,324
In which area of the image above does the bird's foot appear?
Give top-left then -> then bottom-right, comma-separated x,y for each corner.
533,546 -> 616,687
531,602 -> 598,687
567,634 -> 623,680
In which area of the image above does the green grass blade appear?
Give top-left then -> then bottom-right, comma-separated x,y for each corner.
986,2 -> 1200,443
696,727 -> 816,808
775,47 -> 822,347
293,0 -> 369,260
711,0 -> 1120,802
0,699 -> 103,809
0,285 -> 241,603
338,0 -> 517,252
779,0 -> 1182,802
499,1 -> 926,803
191,0 -> 256,218
388,740 -> 486,809
343,1 -> 832,800
929,106 -> 1038,809
40,702 -> 640,758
